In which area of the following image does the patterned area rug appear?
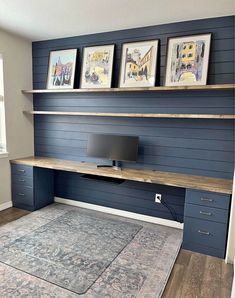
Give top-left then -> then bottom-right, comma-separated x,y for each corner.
0,203 -> 183,297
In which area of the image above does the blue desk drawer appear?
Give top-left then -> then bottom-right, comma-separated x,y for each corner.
184,203 -> 229,224
12,185 -> 34,207
12,174 -> 33,187
11,164 -> 33,177
186,189 -> 230,210
183,217 -> 227,250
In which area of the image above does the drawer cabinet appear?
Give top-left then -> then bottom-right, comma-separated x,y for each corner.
11,163 -> 54,211
184,203 -> 228,224
11,164 -> 33,177
184,217 -> 227,251
12,185 -> 34,207
185,189 -> 230,210
183,189 -> 231,259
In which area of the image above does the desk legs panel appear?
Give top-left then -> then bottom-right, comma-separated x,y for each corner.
34,168 -> 54,210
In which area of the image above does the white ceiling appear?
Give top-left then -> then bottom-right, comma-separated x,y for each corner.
0,0 -> 234,41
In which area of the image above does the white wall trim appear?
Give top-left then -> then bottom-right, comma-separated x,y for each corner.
0,200 -> 12,211
54,197 -> 183,229
0,152 -> 8,159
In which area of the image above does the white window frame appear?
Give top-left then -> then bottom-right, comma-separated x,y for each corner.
0,54 -> 8,158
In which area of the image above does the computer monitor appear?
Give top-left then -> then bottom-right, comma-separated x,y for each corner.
87,133 -> 139,169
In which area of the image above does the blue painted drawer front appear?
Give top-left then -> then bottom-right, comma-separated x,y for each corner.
183,217 -> 227,250
12,174 -> 33,187
12,185 -> 34,207
182,242 -> 224,258
185,189 -> 230,210
11,164 -> 54,211
11,164 -> 33,177
184,203 -> 229,224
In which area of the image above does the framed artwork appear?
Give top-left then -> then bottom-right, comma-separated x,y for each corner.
119,39 -> 159,88
47,49 -> 77,89
165,33 -> 211,86
80,44 -> 115,88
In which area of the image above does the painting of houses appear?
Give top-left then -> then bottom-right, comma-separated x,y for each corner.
119,40 -> 158,87
80,45 -> 114,88
165,34 -> 211,86
47,49 -> 77,89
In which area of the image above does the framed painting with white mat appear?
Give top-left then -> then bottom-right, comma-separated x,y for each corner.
165,33 -> 211,86
119,39 -> 159,88
47,49 -> 77,89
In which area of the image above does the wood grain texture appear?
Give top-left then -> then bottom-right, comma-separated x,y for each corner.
11,156 -> 233,194
22,84 -> 235,94
0,207 -> 30,226
162,249 -> 233,298
24,111 -> 235,119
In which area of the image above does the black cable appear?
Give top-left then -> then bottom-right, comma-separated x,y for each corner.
161,201 -> 177,221
161,199 -> 181,223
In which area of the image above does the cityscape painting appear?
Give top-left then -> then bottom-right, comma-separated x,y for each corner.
119,40 -> 159,88
47,49 -> 77,89
80,44 -> 115,88
165,34 -> 211,86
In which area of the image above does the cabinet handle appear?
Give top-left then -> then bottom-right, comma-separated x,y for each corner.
199,211 -> 212,216
201,197 -> 213,202
18,179 -> 25,182
198,230 -> 210,235
18,193 -> 25,196
18,169 -> 25,173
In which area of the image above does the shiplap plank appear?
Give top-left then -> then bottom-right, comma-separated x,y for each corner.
34,140 -> 233,162
34,130 -> 234,152
34,121 -> 234,140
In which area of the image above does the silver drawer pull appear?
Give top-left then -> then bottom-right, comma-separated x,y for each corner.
201,197 -> 213,202
18,179 -> 25,182
18,193 -> 25,196
200,211 -> 212,216
198,230 -> 210,235
18,169 -> 25,173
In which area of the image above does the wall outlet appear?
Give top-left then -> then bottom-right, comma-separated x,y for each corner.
155,193 -> 162,203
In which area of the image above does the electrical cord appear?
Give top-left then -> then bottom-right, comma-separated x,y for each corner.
161,198 -> 182,223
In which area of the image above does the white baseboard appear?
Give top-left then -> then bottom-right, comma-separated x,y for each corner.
54,197 -> 183,229
0,201 -> 13,211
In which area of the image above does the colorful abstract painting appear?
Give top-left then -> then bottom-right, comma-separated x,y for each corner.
119,40 -> 158,88
47,49 -> 77,89
80,45 -> 114,88
165,34 -> 211,86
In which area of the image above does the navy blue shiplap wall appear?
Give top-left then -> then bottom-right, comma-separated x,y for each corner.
32,16 -> 234,221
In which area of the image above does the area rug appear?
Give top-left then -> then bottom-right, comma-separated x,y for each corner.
0,203 -> 183,297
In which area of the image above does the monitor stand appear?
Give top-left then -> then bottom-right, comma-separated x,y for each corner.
97,160 -> 121,170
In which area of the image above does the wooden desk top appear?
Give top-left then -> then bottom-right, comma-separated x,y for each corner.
11,156 -> 233,194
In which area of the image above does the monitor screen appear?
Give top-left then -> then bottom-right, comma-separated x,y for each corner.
87,134 -> 139,162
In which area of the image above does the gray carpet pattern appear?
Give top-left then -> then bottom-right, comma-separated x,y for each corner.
0,210 -> 142,294
0,203 -> 183,297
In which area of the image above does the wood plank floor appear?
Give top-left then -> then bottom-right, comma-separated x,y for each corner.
0,207 -> 233,297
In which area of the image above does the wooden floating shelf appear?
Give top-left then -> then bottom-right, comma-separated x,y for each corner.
22,84 -> 235,94
24,111 -> 235,119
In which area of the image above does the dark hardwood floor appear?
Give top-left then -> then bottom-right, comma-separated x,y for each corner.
163,249 -> 233,298
0,207 -> 233,297
0,207 -> 30,226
